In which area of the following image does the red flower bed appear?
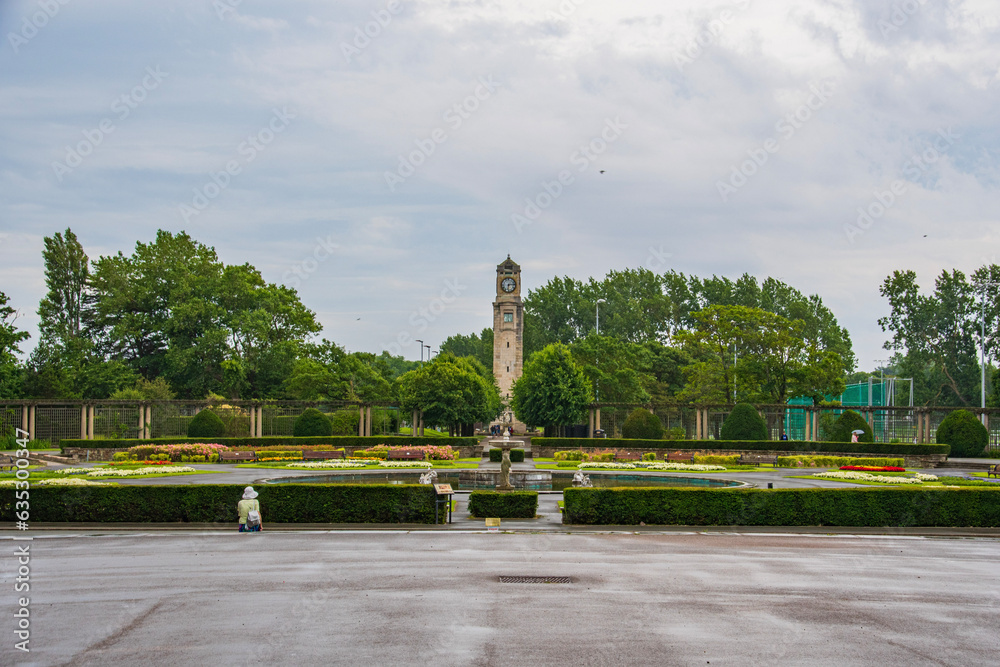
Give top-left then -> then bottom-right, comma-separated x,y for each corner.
840,465 -> 905,472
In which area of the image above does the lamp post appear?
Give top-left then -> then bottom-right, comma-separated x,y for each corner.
415,339 -> 424,365
978,281 -> 1000,420
595,299 -> 606,403
425,344 -> 431,362
596,299 -> 606,335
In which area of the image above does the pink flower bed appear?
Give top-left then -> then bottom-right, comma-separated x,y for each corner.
127,443 -> 229,462
363,444 -> 457,460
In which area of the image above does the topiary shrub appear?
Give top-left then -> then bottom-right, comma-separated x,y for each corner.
188,409 -> 226,438
828,410 -> 873,443
621,408 -> 663,439
719,403 -> 768,441
936,409 -> 989,458
294,408 -> 333,437
489,448 -> 524,463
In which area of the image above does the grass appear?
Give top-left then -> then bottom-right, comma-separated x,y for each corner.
397,427 -> 450,438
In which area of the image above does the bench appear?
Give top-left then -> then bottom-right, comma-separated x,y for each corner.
0,455 -> 15,471
987,465 -> 1000,478
741,453 -> 779,467
219,451 -> 256,463
302,450 -> 345,460
387,450 -> 426,461
665,452 -> 694,463
615,452 -> 642,461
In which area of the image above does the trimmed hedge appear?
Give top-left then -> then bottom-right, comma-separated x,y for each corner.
489,448 -> 525,463
775,456 -> 904,468
1,484 -> 441,524
828,409 -> 874,443
621,408 -> 663,439
61,436 -> 480,452
535,438 -> 950,456
936,409 -> 989,458
467,491 -> 538,518
188,409 -> 226,438
563,487 -> 1000,527
720,403 -> 767,441
293,408 -> 333,437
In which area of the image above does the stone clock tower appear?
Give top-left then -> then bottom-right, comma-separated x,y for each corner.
493,255 -> 524,430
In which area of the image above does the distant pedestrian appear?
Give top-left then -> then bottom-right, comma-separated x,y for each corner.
238,486 -> 262,532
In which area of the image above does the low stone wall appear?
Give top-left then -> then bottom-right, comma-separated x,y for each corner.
534,446 -> 947,469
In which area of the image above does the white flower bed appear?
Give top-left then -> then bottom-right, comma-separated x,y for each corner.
378,461 -> 433,468
345,458 -> 381,465
915,473 -> 939,481
85,466 -> 197,477
578,462 -> 636,470
0,478 -> 109,487
636,462 -> 727,472
54,467 -> 94,475
286,461 -> 366,469
812,471 -> 924,484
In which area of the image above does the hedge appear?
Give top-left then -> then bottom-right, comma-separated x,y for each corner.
562,487 -> 1000,527
467,491 -> 538,518
489,448 -> 524,463
61,436 -> 480,452
534,438 -> 950,456
0,484 -> 442,524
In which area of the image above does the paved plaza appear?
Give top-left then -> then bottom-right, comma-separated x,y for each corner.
3,530 -> 999,666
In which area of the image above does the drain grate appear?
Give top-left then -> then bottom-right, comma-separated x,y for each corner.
499,576 -> 572,584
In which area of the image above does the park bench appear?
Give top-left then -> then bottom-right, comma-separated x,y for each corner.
987,465 -> 1000,478
387,450 -> 426,461
302,450 -> 345,460
665,452 -> 694,463
0,455 -> 15,471
219,451 -> 256,463
741,453 -> 779,467
615,451 -> 642,461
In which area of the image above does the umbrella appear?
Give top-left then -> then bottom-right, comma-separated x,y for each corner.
851,429 -> 865,435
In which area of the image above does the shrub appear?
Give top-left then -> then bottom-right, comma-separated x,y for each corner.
554,450 -> 586,461
112,452 -> 131,462
665,426 -> 687,440
642,452 -> 657,461
187,409 -> 226,438
693,454 -> 741,466
127,443 -> 229,462
294,408 -> 333,437
828,410 -> 873,443
191,455 -> 206,463
621,408 -> 663,440
776,456 -> 904,468
364,445 -> 457,461
329,409 -> 360,436
489,448 -> 525,463
720,403 -> 768,441
467,491 -> 538,518
936,409 -> 989,458
563,487 -> 1000,527
535,437 -> 949,456
61,436 -> 480,451
1,484 -> 442,523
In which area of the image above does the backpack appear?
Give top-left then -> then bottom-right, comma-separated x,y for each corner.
246,504 -> 261,528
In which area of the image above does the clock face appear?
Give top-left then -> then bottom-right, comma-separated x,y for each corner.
501,277 -> 516,293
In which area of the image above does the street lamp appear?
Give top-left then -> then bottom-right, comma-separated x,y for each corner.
978,281 -> 1000,417
415,339 -> 424,364
425,344 -> 431,361
596,298 -> 606,335
595,299 -> 606,402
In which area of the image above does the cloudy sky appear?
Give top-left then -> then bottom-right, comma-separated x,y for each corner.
1,0 -> 998,369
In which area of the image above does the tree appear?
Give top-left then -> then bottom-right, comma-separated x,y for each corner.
568,333 -> 650,404
879,269 -> 982,406
719,403 -> 768,440
827,410 -> 873,443
621,408 -> 663,439
440,328 -> 494,372
188,409 -> 226,437
510,343 -> 592,429
37,228 -> 91,347
294,408 -> 333,437
0,292 -> 29,398
935,409 -> 989,457
396,354 -> 502,430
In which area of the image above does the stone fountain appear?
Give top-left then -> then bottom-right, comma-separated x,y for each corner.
493,433 -> 518,491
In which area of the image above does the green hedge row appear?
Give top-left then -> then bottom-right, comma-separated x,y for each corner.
562,487 -> 1000,527
488,448 -> 525,463
467,491 -> 538,518
1,484 -> 442,524
60,436 -> 479,451
535,438 -> 950,456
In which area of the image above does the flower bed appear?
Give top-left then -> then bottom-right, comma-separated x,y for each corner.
123,443 -> 229,462
636,462 -> 727,472
357,445 -> 456,461
286,461 -> 366,469
0,477 -> 109,488
840,466 -> 905,472
578,462 -> 637,470
84,466 -> 198,478
812,471 -> 937,484
378,461 -> 433,468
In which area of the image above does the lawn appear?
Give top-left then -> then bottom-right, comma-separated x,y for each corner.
0,463 -> 220,481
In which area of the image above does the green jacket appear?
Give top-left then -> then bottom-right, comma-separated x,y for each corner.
238,498 -> 260,524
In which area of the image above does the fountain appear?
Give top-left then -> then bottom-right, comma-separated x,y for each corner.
494,434 -> 517,491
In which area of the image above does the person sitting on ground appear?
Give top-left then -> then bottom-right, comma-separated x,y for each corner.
238,486 -> 262,533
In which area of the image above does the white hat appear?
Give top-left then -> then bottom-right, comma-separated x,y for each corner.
242,486 -> 258,499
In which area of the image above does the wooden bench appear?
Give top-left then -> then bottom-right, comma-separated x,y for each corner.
219,451 -> 256,463
987,464 -> 1000,478
615,451 -> 643,461
741,453 -> 779,467
0,455 -> 15,471
387,450 -> 426,461
302,450 -> 345,460
665,452 -> 694,463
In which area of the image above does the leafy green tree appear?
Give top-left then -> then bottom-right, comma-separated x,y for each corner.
396,353 -> 502,430
37,228 -> 91,347
188,409 -> 226,437
621,408 -> 663,439
636,341 -> 690,402
294,408 -> 333,436
510,343 -> 592,428
568,333 -> 650,404
719,403 -> 768,440
110,377 -> 176,401
440,328 -> 494,372
0,292 -> 29,398
827,410 -> 873,443
935,409 -> 989,457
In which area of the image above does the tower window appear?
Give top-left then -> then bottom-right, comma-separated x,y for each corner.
507,366 -> 510,372
506,341 -> 509,348
503,313 -> 513,323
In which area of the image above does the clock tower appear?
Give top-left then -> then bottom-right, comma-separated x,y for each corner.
493,255 -> 524,430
